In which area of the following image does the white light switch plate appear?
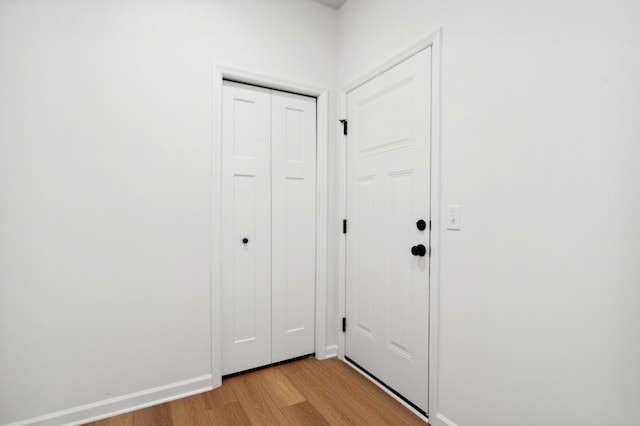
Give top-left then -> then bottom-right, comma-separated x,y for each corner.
446,205 -> 461,230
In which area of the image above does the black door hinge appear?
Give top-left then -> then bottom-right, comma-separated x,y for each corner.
339,119 -> 348,136
342,317 -> 347,332
343,219 -> 347,234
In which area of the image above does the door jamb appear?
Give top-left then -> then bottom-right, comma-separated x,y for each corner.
337,28 -> 442,419
211,65 -> 330,388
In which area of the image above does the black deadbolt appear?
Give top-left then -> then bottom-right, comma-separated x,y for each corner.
416,219 -> 427,231
242,238 -> 249,244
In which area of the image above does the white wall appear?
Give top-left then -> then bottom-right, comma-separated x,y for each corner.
338,1 -> 640,425
0,1 -> 337,424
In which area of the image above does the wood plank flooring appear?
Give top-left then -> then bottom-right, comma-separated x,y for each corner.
84,357 -> 427,425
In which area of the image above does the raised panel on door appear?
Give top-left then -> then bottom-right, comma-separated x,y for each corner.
345,47 -> 432,413
271,91 -> 317,363
221,81 -> 271,375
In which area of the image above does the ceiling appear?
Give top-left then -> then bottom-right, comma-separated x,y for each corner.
310,0 -> 348,9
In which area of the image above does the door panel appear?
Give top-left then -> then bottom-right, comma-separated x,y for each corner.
221,81 -> 271,375
388,171 -> 413,357
271,91 -> 317,363
346,47 -> 431,413
355,176 -> 375,336
231,175 -> 258,343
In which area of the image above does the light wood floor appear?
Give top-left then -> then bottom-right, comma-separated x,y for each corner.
84,357 -> 427,425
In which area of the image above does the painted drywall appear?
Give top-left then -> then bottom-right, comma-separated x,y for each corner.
338,0 -> 640,425
0,0 -> 337,424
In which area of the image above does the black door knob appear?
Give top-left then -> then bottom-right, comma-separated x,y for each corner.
242,238 -> 249,244
411,244 -> 427,257
416,219 -> 427,231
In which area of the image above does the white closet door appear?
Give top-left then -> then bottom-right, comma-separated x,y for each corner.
271,91 -> 317,363
221,81 -> 272,375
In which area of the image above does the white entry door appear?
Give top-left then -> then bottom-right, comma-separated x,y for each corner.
345,47 -> 432,413
221,81 -> 316,376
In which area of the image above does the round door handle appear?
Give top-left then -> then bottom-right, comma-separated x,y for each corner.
242,238 -> 249,244
411,244 -> 427,257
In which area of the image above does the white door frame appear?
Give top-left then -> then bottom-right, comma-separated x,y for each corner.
211,65 -> 330,388
337,29 -> 442,419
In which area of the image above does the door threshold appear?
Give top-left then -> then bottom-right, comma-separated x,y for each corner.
222,353 -> 315,379
344,356 -> 429,423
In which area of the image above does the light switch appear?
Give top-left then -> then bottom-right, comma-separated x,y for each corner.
446,205 -> 461,230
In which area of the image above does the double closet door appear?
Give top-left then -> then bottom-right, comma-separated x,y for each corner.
221,81 -> 317,376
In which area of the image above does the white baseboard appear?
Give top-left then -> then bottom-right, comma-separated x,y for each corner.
6,375 -> 213,426
323,344 -> 338,359
434,413 -> 459,426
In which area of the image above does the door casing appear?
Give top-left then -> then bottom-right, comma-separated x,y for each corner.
212,65 -> 330,388
338,29 -> 443,421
